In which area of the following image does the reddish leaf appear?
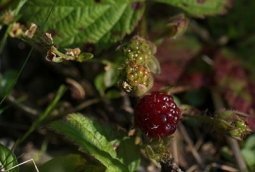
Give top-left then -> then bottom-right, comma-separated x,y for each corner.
177,54 -> 213,89
213,50 -> 252,113
152,37 -> 201,91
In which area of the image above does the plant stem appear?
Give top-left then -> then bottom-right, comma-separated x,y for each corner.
211,89 -> 248,172
178,122 -> 203,168
11,85 -> 66,151
0,47 -> 33,105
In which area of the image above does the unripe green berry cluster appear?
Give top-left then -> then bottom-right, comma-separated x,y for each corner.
216,110 -> 250,139
123,36 -> 156,65
125,61 -> 152,87
229,120 -> 248,138
119,35 -> 157,96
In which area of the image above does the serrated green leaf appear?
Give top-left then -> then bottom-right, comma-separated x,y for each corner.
0,144 -> 18,172
48,113 -> 129,172
153,0 -> 230,17
20,0 -> 145,52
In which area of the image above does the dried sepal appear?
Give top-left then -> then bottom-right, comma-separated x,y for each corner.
45,47 -> 61,63
9,23 -> 25,38
122,81 -> 132,93
161,13 -> 189,39
24,23 -> 38,39
65,48 -> 81,57
23,23 -> 53,48
11,22 -> 93,63
40,32 -> 54,46
0,10 -> 15,25
46,46 -> 93,63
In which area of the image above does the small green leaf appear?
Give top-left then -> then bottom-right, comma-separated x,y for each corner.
0,144 -> 18,172
147,55 -> 161,75
104,67 -> 118,88
20,0 -> 145,52
77,52 -> 93,62
0,70 -> 18,96
94,62 -> 119,97
154,0 -> 230,17
243,135 -> 255,150
241,148 -> 255,171
95,73 -> 107,97
48,113 -> 129,172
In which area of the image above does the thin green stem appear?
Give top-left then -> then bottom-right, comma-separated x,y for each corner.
0,96 -> 26,115
0,47 -> 33,105
0,0 -> 27,53
43,0 -> 57,27
11,85 -> 66,151
0,0 -> 58,105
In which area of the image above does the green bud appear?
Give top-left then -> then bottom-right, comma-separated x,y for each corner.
234,120 -> 246,129
229,129 -> 240,138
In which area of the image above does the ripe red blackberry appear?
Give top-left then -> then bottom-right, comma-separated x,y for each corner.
135,92 -> 181,138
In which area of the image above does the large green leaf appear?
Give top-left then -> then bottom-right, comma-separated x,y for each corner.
48,113 -> 134,172
153,0 -> 231,17
20,0 -> 144,52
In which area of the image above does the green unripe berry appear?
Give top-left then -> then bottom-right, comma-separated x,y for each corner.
229,129 -> 240,138
118,35 -> 159,97
234,120 -> 246,129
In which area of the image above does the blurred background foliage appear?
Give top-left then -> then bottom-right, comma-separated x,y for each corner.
0,0 -> 255,171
